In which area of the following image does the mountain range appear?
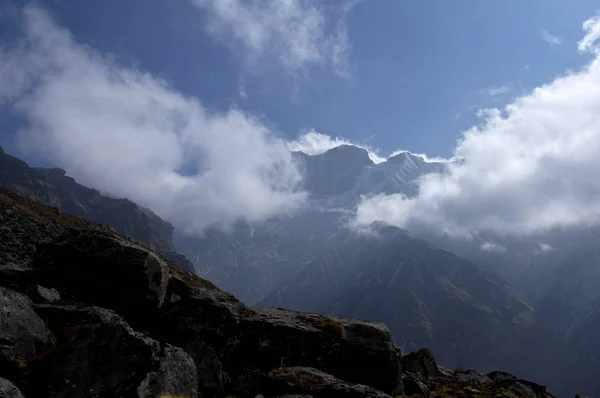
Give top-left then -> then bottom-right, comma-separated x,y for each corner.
2,145 -> 599,396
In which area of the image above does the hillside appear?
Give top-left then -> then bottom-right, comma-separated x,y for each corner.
0,147 -> 194,273
0,186 -> 572,397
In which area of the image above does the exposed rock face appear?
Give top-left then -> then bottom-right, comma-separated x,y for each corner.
159,295 -> 403,396
262,367 -> 392,398
0,287 -> 47,370
401,349 -> 440,379
0,187 -> 575,397
19,305 -> 197,398
31,229 -> 178,326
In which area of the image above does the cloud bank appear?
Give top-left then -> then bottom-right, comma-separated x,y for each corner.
0,6 -> 306,235
190,0 -> 352,77
356,14 -> 600,236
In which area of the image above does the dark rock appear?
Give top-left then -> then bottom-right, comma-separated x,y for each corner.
488,370 -> 518,382
137,344 -> 198,398
276,395 -> 314,398
0,378 -> 25,398
402,372 -> 429,397
488,370 -> 547,398
0,267 -> 39,295
0,287 -> 47,372
401,348 -> 439,379
20,304 -> 197,398
173,335 -> 225,397
263,367 -> 392,398
32,229 -> 176,325
31,285 -> 61,303
159,291 -> 403,395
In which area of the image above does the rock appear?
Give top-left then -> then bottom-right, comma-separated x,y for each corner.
137,344 -> 198,398
488,370 -> 518,382
488,371 -> 547,398
0,287 -> 47,372
0,267 -> 39,295
159,290 -> 403,395
169,335 -> 225,397
276,395 -> 314,398
401,348 -> 439,379
31,285 -> 61,303
0,378 -> 25,398
402,372 -> 429,397
32,229 -> 174,325
20,305 -> 197,398
263,367 -> 392,398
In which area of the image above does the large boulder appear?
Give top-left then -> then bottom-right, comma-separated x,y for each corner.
0,287 -> 47,373
261,367 -> 392,398
401,348 -> 439,379
19,305 -> 197,398
158,287 -> 403,396
30,229 -> 214,327
32,230 -> 171,318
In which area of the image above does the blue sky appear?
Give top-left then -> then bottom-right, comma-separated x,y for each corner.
2,1 -> 600,235
1,0 -> 598,159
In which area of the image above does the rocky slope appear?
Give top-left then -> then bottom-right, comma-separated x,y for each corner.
0,147 -> 194,273
0,187 -> 571,397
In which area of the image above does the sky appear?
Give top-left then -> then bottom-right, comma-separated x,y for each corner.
2,1 -> 600,236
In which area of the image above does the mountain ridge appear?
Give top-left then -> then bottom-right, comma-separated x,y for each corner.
0,146 -> 195,273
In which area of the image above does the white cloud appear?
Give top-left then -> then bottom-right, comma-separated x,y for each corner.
355,14 -> 600,236
190,0 -> 352,77
481,85 -> 511,97
0,5 -> 306,235
540,29 -> 563,46
579,15 -> 600,53
481,242 -> 507,253
539,243 -> 554,252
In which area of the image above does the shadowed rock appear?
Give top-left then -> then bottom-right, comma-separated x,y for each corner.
0,287 -> 47,373
262,367 -> 392,398
20,305 -> 197,398
0,378 -> 25,398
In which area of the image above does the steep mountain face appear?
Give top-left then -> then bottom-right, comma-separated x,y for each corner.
294,144 -> 374,198
0,187 -> 566,397
259,223 -> 568,394
0,147 -> 194,272
415,226 -> 600,395
175,145 -> 450,303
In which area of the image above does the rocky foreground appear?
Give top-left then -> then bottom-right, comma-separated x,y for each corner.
0,187 -> 579,397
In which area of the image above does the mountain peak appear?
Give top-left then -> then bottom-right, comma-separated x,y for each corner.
322,144 -> 374,164
386,151 -> 423,165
